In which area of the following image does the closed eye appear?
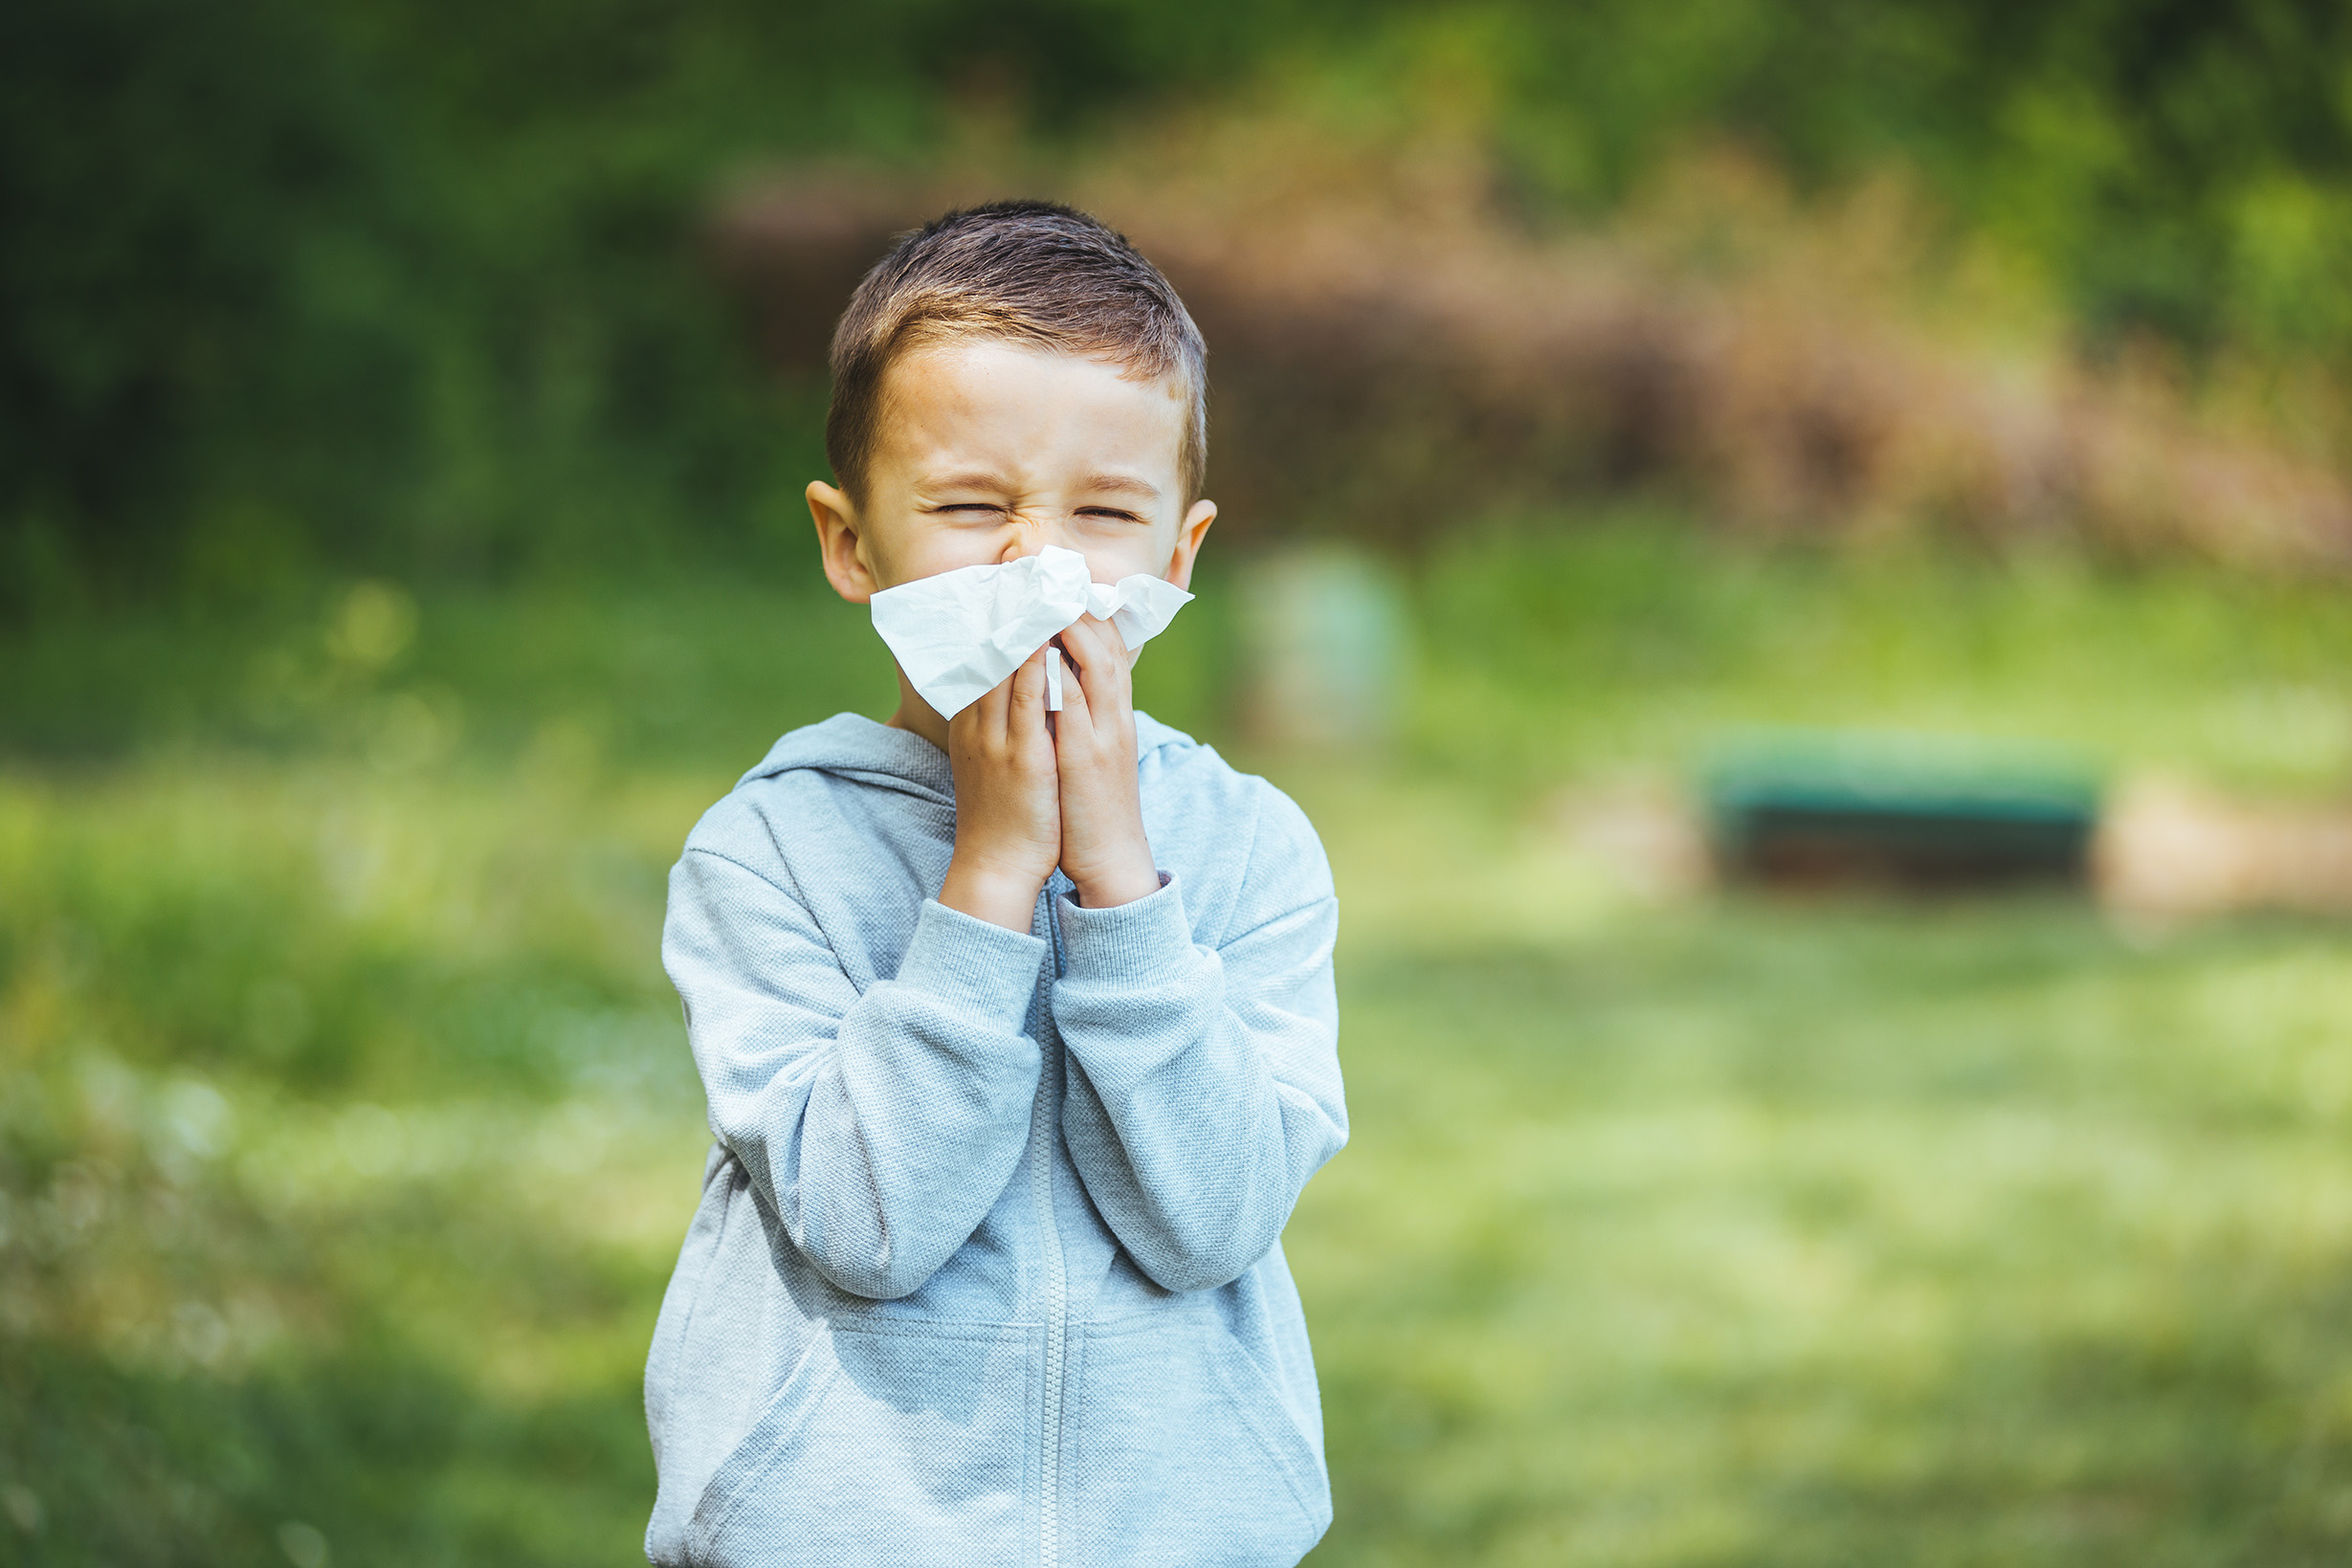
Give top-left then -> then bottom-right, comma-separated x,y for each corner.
1076,507 -> 1146,523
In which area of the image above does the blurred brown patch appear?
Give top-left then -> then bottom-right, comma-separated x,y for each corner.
708,121 -> 2352,566
1544,780 -> 1714,902
2097,776 -> 2352,921
706,168 -> 935,372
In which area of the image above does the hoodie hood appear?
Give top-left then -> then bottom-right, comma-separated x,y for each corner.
737,711 -> 1196,804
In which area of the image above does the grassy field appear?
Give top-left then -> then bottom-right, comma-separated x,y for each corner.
6,522 -> 2352,1564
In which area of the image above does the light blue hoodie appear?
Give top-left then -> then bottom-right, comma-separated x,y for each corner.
645,712 -> 1347,1566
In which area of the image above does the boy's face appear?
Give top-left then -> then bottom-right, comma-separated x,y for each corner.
808,338 -> 1215,604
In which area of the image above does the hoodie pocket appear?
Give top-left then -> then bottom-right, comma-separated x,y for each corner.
687,1318 -> 1034,1568
1065,1316 -> 1329,1566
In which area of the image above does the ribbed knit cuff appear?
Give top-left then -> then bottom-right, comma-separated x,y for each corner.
893,899 -> 1050,1025
1055,872 -> 1192,982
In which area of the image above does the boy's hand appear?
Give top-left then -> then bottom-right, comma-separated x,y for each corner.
1053,615 -> 1161,909
938,647 -> 1061,932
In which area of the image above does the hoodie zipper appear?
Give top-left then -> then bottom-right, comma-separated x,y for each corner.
1032,876 -> 1071,1568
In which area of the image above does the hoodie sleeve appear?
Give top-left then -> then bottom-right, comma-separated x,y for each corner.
1051,785 -> 1347,1292
663,845 -> 1047,1301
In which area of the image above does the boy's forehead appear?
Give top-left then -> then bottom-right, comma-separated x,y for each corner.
875,339 -> 1187,484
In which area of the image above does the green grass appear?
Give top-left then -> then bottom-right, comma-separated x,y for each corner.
5,520 -> 2352,1563
1298,892 -> 2352,1565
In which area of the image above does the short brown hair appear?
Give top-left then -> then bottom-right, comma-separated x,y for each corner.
825,201 -> 1209,506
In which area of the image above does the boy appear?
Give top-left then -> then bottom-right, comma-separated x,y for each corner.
644,201 -> 1347,1567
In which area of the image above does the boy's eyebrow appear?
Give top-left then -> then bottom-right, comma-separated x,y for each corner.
918,471 -> 1013,496
1076,474 -> 1160,501
916,472 -> 1163,503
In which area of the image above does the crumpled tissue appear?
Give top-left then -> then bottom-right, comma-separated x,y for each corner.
869,545 -> 1193,719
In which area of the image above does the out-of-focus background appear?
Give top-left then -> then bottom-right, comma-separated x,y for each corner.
10,1 -> 2352,1561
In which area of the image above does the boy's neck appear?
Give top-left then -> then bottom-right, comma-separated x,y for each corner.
888,670 -> 951,754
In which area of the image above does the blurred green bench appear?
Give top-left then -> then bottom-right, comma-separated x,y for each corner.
1704,730 -> 2100,889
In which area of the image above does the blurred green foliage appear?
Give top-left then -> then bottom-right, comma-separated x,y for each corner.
7,523 -> 2352,1561
8,0 -> 2352,601
1410,519 -> 2352,798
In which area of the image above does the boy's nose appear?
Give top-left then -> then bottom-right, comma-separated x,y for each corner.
995,518 -> 1054,563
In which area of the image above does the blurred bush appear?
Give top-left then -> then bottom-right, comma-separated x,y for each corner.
7,0 -> 2352,602
723,135 -> 2352,564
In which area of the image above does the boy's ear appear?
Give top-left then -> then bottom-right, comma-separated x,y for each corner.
1164,499 -> 1216,590
808,480 -> 880,604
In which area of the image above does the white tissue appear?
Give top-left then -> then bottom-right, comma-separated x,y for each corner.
870,545 -> 1193,719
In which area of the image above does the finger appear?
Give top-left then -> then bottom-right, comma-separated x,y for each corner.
1008,644 -> 1049,731
1055,613 -> 1114,674
1058,616 -> 1130,711
1054,637 -> 1092,726
1055,616 -> 1117,687
966,665 -> 1012,749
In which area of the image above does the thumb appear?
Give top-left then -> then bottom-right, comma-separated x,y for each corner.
1052,640 -> 1091,722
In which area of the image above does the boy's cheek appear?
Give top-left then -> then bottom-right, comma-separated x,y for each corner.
1067,532 -> 1181,586
864,528 -> 994,590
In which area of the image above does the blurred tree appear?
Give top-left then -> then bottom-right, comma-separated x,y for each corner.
0,0 -> 410,600
0,0 -> 1404,604
1481,0 -> 2352,354
4,0 -> 2349,603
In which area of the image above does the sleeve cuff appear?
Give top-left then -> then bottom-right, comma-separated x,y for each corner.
892,898 -> 1050,1023
1055,872 -> 1195,980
